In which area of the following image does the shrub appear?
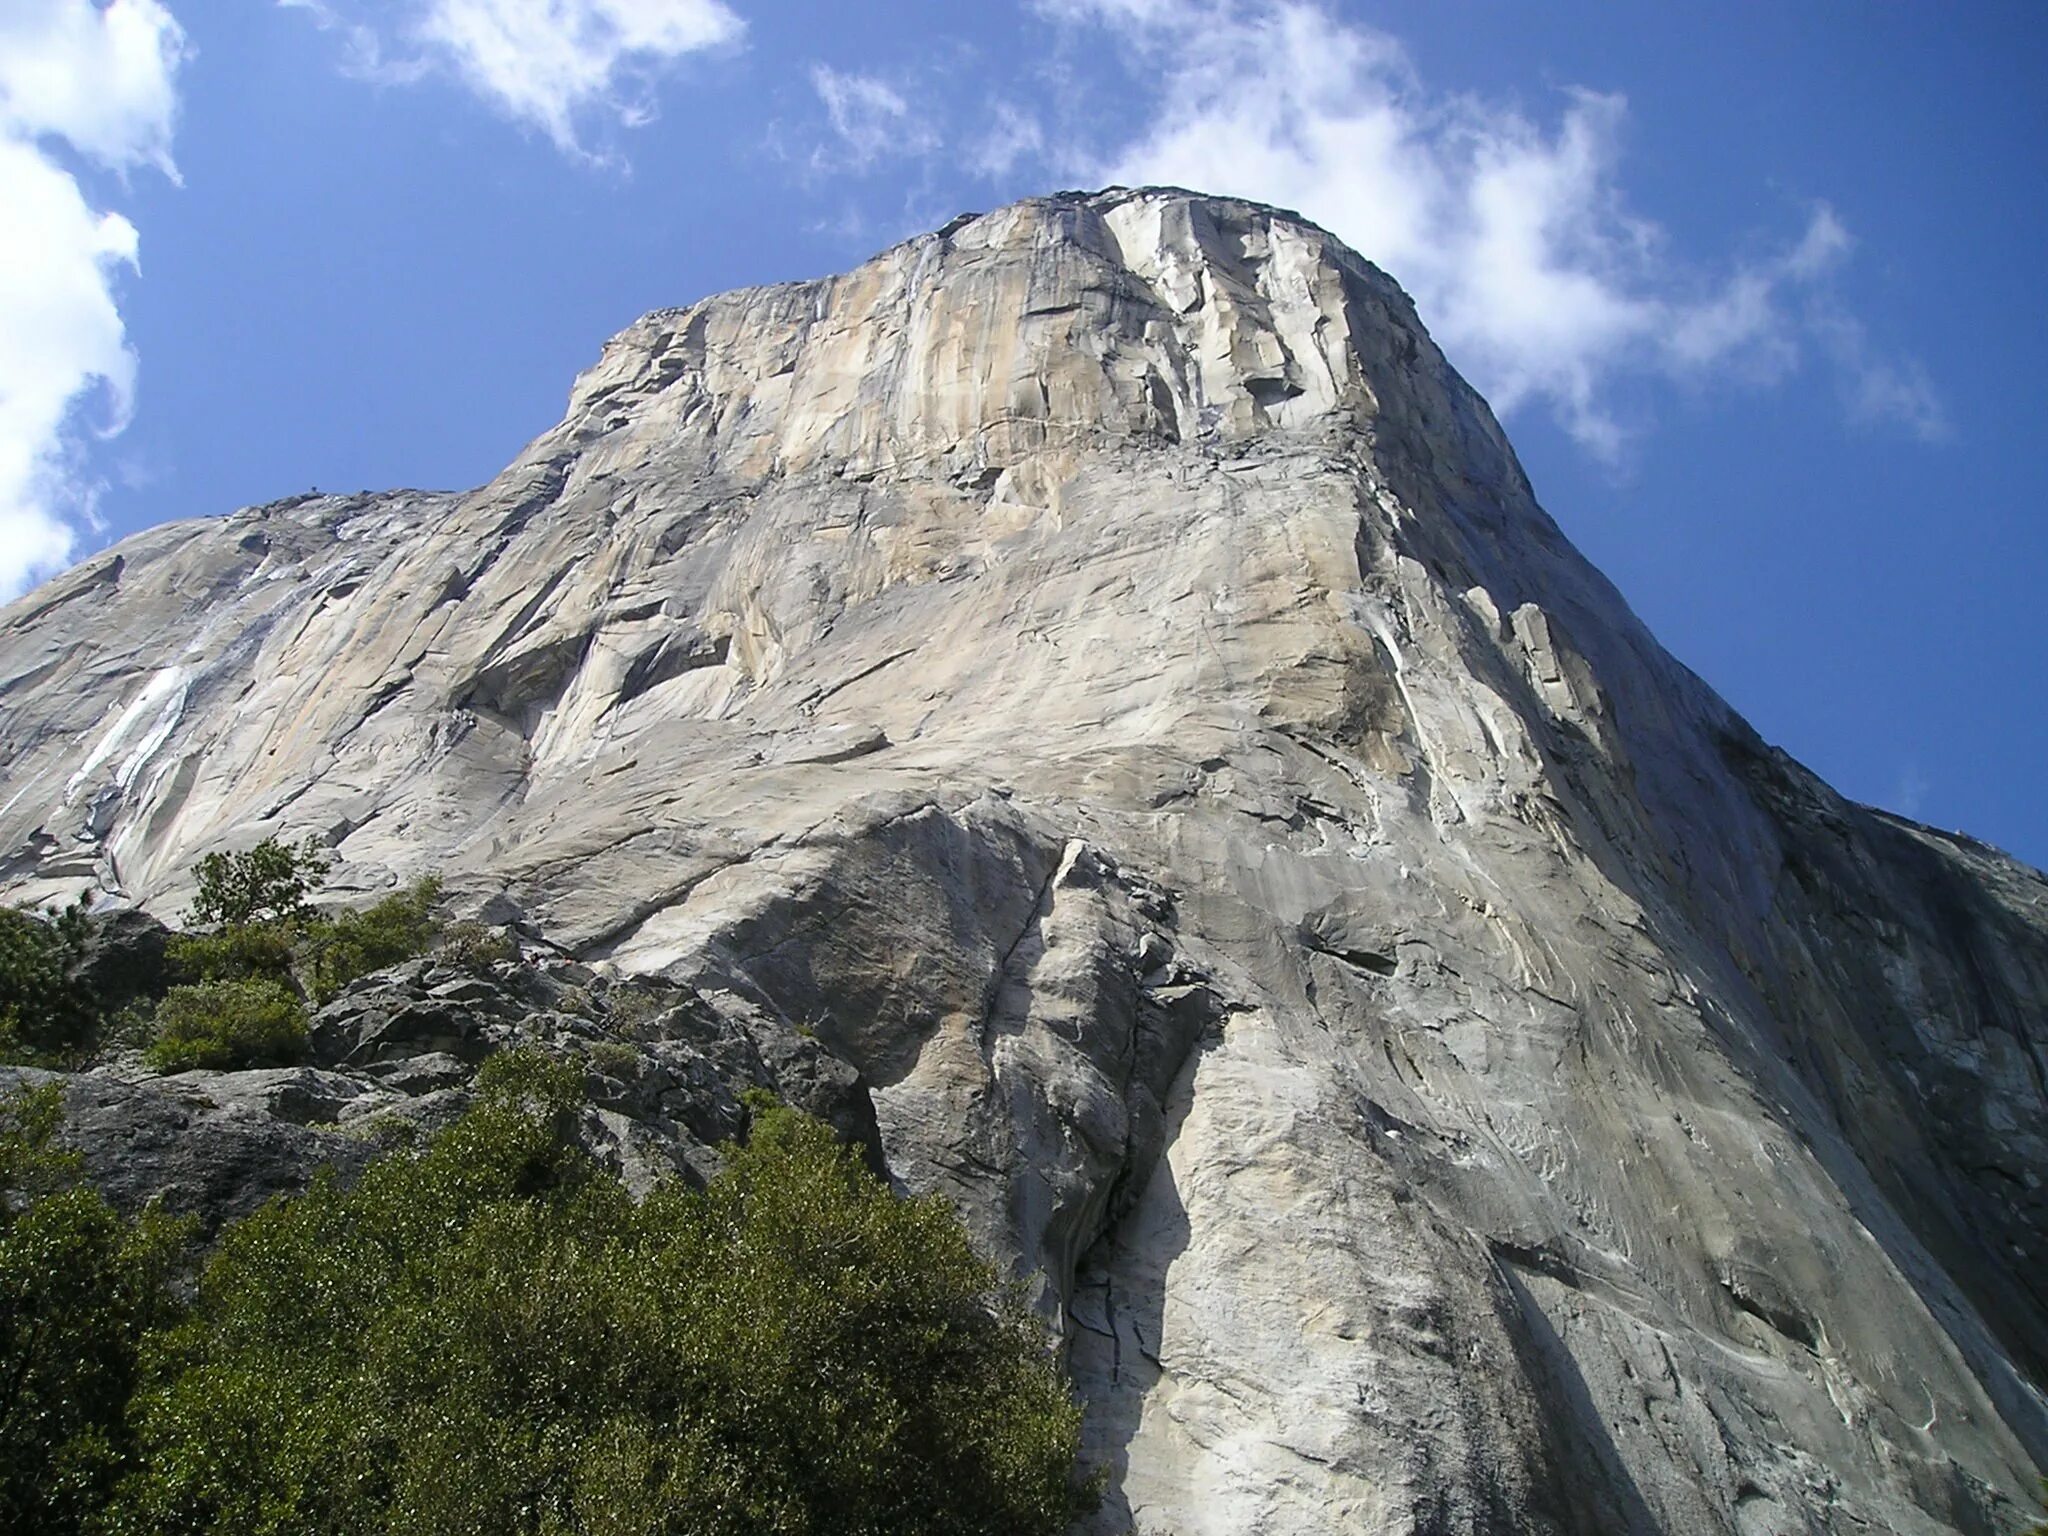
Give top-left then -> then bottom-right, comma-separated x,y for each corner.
0,1084 -> 188,1536
301,878 -> 443,1002
604,982 -> 670,1035
142,980 -> 308,1074
155,854 -> 442,1064
436,920 -> 518,972
0,903 -> 97,1063
112,1055 -> 1090,1534
165,919 -> 297,988
586,1039 -> 643,1078
186,837 -> 332,928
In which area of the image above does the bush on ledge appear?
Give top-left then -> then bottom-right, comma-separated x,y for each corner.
142,979 -> 308,1074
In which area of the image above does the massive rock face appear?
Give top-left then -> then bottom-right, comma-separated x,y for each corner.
2,187 -> 2044,1534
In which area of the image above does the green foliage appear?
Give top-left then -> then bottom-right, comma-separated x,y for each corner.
185,837 -> 333,928
301,878 -> 443,1003
165,920 -> 297,988
154,847 -> 441,1067
604,982 -> 668,1035
112,1052 -> 1090,1535
678,1099 -> 1092,1535
436,920 -> 518,972
0,1077 -> 72,1197
141,980 -> 308,1074
0,1084 -> 189,1536
0,903 -> 98,1064
585,1039 -> 643,1079
5,842 -> 1091,1526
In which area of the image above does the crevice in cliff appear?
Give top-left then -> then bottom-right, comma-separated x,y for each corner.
1301,930 -> 1398,977
973,845 -> 1069,1053
1490,1252 -> 1664,1536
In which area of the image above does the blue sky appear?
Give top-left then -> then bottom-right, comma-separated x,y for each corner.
4,1 -> 2045,868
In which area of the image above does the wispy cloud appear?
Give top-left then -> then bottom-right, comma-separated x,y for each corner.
970,100 -> 1044,180
1812,308 -> 1950,443
277,0 -> 428,85
286,0 -> 744,158
1025,0 -> 1943,459
0,0 -> 188,603
1890,762 -> 1931,820
809,65 -> 934,172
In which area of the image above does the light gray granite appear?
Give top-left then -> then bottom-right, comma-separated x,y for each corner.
2,187 -> 2044,1534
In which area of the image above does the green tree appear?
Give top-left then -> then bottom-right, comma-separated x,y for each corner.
0,902 -> 98,1063
185,838 -> 333,928
111,1055 -> 1090,1535
158,845 -> 444,1070
300,877 -> 443,1003
0,1084 -> 188,1536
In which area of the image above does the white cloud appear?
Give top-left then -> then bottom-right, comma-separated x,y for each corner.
0,0 -> 184,177
971,101 -> 1044,180
276,0 -> 428,85
1812,307 -> 1949,443
288,0 -> 743,157
1041,0 -> 1942,457
0,0 -> 186,603
809,65 -> 934,171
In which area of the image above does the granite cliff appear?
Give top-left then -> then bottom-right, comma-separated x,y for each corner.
2,187 -> 2044,1535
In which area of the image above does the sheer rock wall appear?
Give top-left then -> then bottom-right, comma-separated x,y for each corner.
3,188 -> 2044,1535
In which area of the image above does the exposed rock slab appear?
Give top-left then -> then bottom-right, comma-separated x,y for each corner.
2,188 -> 2044,1534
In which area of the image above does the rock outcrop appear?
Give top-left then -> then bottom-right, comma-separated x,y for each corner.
2,187 -> 2044,1534
1,945 -> 877,1235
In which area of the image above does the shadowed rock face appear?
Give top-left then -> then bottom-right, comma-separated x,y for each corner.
2,186 -> 2044,1534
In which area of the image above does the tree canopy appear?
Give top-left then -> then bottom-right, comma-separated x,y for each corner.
0,903 -> 98,1062
3,1056 -> 1090,1535
0,1083 -> 189,1535
185,838 -> 334,928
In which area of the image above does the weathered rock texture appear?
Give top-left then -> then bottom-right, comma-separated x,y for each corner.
2,187 -> 2044,1534
0,947 -> 879,1235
